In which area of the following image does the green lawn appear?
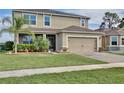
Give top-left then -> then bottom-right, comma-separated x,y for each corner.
0,67 -> 124,84
0,53 -> 105,71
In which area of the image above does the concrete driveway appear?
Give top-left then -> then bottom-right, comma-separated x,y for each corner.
79,52 -> 124,63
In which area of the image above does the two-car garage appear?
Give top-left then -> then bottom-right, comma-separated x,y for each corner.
56,30 -> 104,53
68,37 -> 97,53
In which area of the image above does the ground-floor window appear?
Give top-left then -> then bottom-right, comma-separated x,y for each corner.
111,36 -> 118,45
121,36 -> 124,45
20,34 -> 33,44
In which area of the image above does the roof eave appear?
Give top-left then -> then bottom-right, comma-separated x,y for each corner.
12,9 -> 90,19
57,30 -> 105,35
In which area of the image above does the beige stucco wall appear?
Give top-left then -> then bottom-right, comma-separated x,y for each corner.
13,11 -> 88,29
56,33 -> 63,51
37,14 -> 43,28
51,15 -> 80,29
117,36 -> 121,46
56,32 -> 103,52
13,12 -> 22,17
106,36 -> 110,46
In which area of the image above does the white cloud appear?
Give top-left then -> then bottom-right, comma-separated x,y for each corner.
0,32 -> 14,43
0,13 -> 13,42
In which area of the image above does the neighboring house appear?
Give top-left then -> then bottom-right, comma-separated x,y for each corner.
0,43 -> 4,51
95,28 -> 124,51
12,9 -> 104,53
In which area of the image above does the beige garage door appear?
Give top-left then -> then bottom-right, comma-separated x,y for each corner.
68,37 -> 97,53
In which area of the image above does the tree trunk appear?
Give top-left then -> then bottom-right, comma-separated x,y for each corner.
14,33 -> 17,54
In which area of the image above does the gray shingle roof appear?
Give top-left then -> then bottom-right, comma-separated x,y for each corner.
26,25 -> 104,35
95,28 -> 124,35
30,28 -> 60,34
12,9 -> 90,19
62,25 -> 93,31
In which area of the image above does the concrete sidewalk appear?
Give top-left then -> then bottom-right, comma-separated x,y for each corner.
0,63 -> 124,78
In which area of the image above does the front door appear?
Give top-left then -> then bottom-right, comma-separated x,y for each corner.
46,35 -> 56,51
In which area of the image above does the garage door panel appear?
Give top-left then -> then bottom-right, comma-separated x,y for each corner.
68,37 -> 97,53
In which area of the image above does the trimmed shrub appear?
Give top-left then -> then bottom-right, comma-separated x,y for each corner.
34,37 -> 49,52
40,39 -> 49,51
17,37 -> 49,52
4,41 -> 14,51
17,44 -> 35,52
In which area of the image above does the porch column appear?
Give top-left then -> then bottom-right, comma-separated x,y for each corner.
16,34 -> 19,44
43,34 -> 46,40
96,37 -> 100,52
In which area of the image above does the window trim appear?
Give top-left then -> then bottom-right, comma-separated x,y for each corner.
120,36 -> 124,46
23,13 -> 37,26
110,36 -> 118,46
80,18 -> 85,27
21,35 -> 33,44
43,15 -> 51,28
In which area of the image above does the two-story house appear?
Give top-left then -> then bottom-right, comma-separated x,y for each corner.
12,9 -> 104,53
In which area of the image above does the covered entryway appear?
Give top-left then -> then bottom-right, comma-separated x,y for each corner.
46,35 -> 56,51
68,37 -> 97,53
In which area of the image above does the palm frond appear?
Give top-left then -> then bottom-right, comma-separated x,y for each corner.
2,16 -> 12,25
0,26 -> 16,34
14,17 -> 24,30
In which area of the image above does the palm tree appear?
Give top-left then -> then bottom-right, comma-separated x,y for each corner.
118,18 -> 124,28
1,16 -> 12,25
0,17 -> 35,54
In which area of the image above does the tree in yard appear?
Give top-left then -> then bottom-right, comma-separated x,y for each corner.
0,17 -> 35,53
99,22 -> 106,29
100,12 -> 120,29
118,18 -> 124,28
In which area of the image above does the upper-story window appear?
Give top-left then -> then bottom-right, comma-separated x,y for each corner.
43,15 -> 51,27
111,36 -> 118,45
24,14 -> 36,25
80,18 -> 85,27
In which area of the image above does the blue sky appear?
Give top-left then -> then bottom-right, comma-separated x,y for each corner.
0,9 -> 13,43
0,9 -> 12,17
0,9 -> 124,42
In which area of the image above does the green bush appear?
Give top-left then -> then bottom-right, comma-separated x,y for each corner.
40,39 -> 49,51
17,44 -> 35,52
34,37 -> 49,52
4,41 -> 14,51
17,37 -> 49,52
